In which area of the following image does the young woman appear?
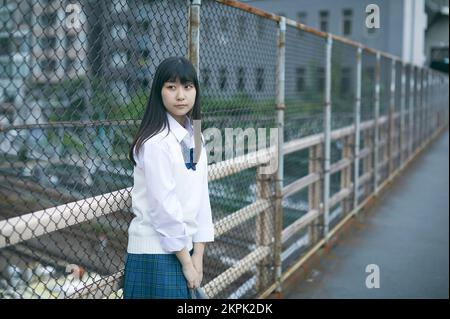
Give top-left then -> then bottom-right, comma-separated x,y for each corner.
124,56 -> 214,299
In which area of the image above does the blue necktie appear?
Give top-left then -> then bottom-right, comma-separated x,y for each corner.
185,148 -> 196,171
181,135 -> 197,171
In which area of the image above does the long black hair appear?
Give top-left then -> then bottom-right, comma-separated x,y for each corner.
129,56 -> 201,166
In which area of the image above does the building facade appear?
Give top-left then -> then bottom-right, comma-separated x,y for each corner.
246,0 -> 428,66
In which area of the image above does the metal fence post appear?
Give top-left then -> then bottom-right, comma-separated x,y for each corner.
373,52 -> 381,195
308,143 -> 323,244
423,69 -> 428,143
353,46 -> 362,212
341,135 -> 353,215
363,129 -> 373,198
323,34 -> 332,243
388,58 -> 396,176
416,67 -> 422,150
409,65 -> 415,158
188,0 -> 201,74
425,70 -> 429,140
273,16 -> 286,294
255,166 -> 272,293
418,68 -> 423,147
188,0 -> 202,163
400,62 -> 406,169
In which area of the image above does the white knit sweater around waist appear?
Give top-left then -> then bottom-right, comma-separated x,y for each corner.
127,113 -> 214,254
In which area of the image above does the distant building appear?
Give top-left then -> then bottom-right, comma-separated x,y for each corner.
89,0 -> 188,104
30,0 -> 88,84
0,1 -> 33,127
425,0 -> 449,72
245,0 -> 428,66
0,0 -> 88,158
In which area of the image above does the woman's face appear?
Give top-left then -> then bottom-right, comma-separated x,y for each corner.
161,78 -> 196,125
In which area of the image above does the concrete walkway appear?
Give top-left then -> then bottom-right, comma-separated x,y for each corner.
286,129 -> 449,299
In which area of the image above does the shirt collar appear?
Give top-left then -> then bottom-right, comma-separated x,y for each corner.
166,112 -> 193,143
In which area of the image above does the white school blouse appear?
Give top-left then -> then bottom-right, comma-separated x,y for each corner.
127,112 -> 214,254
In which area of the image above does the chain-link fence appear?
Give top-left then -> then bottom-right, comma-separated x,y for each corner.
0,0 -> 449,299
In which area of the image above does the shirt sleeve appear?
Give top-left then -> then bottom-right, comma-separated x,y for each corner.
192,151 -> 215,243
142,140 -> 190,252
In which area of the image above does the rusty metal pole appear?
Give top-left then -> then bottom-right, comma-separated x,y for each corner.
255,166 -> 272,293
399,62 -> 406,169
273,16 -> 286,295
352,46 -> 362,212
415,67 -> 422,151
188,0 -> 200,73
388,58 -> 396,175
416,67 -> 423,148
408,65 -> 415,159
424,69 -> 429,143
188,0 -> 202,162
424,69 -> 428,142
373,52 -> 381,195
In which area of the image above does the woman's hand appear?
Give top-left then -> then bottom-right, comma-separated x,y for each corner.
191,252 -> 203,287
181,262 -> 201,289
176,247 -> 201,289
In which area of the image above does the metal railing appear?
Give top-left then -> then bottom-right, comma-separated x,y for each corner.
0,0 -> 448,299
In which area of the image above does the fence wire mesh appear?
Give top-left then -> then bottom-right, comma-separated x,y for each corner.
198,0 -> 278,298
281,24 -> 326,269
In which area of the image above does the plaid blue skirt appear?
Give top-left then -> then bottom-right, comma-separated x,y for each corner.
123,253 -> 191,299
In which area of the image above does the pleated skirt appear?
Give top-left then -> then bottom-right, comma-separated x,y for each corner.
123,253 -> 191,299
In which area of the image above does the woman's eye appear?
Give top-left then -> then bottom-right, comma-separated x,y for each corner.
166,84 -> 193,89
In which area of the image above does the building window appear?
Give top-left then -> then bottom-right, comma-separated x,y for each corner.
66,32 -> 77,48
342,9 -> 352,36
171,21 -> 179,42
203,17 -> 211,41
219,67 -> 227,90
0,37 -> 10,55
110,51 -> 128,68
0,61 -> 11,78
40,58 -> 57,72
220,16 -> 228,33
140,20 -> 149,33
316,67 -> 325,92
110,80 -> 128,102
341,67 -> 351,96
296,67 -> 305,93
156,22 -> 165,44
40,36 -> 57,50
319,10 -> 329,32
141,78 -> 149,90
111,23 -> 129,40
237,15 -> 246,40
42,0 -> 57,7
256,68 -> 264,92
66,57 -> 76,72
364,67 -> 375,81
139,49 -> 150,66
201,68 -> 210,88
4,88 -> 16,103
40,11 -> 58,28
257,18 -> 265,39
12,36 -> 27,53
112,0 -> 128,13
237,67 -> 245,91
297,12 -> 307,36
